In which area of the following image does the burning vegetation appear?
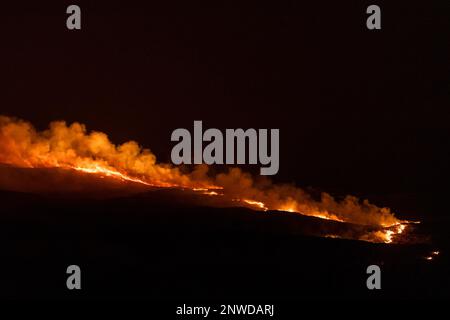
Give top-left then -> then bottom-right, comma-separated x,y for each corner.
0,115 -> 414,243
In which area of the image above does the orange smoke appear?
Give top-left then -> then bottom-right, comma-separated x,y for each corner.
0,115 -> 411,243
0,115 -> 216,189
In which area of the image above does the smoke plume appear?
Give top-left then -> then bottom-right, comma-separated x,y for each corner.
0,115 -> 405,242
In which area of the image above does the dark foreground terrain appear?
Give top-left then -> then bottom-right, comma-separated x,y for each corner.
0,184 -> 449,301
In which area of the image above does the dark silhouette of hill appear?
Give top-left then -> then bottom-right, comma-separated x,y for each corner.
0,185 -> 448,300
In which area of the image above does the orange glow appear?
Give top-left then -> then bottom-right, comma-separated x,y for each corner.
0,115 -> 417,244
242,199 -> 269,211
379,223 -> 408,244
202,191 -> 220,196
72,164 -> 155,186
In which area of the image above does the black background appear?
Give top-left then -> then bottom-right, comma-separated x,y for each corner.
1,1 -> 450,303
2,1 -> 449,196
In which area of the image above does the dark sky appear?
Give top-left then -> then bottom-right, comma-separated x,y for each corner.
1,1 -> 449,194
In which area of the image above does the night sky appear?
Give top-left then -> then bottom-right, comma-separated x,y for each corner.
1,0 -> 449,197
2,1 -> 450,305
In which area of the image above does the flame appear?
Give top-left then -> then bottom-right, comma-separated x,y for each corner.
281,207 -> 345,223
425,250 -> 440,261
71,164 -> 155,186
242,199 -> 269,211
380,223 -> 407,243
0,115 -> 416,243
